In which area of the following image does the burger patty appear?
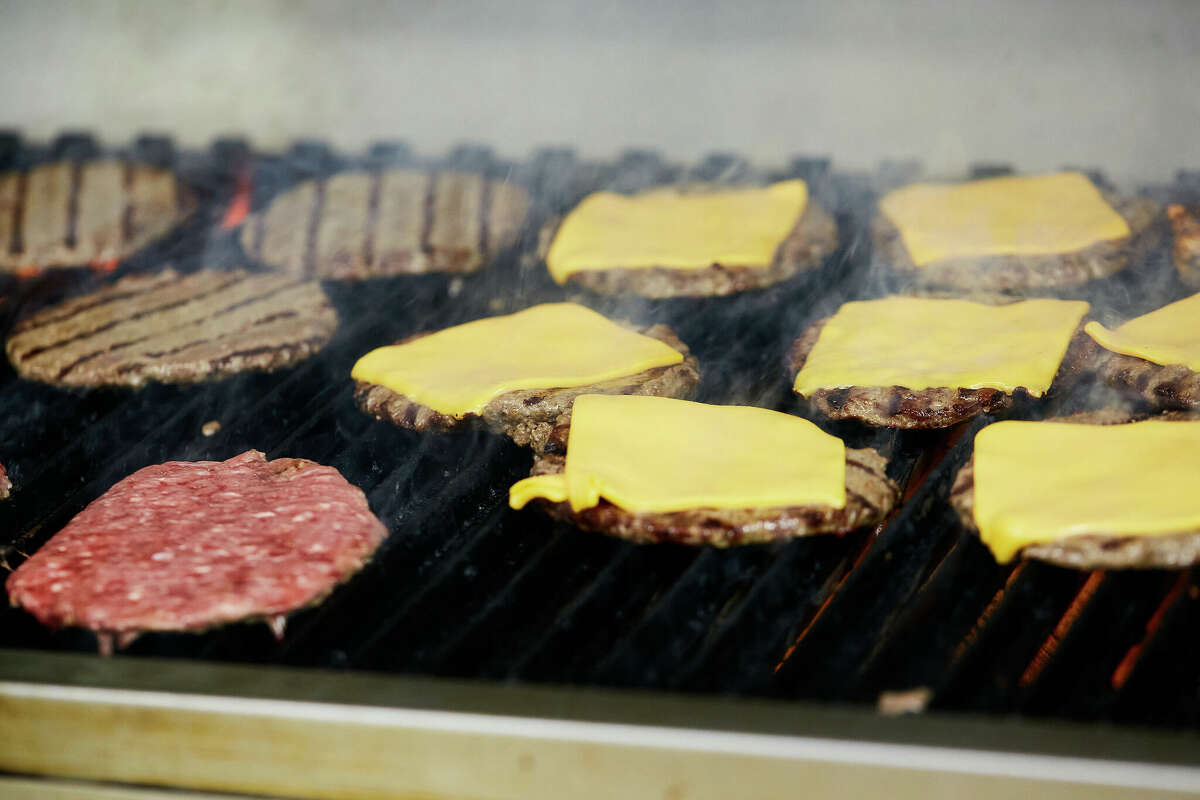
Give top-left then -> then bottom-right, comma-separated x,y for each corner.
873,192 -> 1160,291
5,450 -> 388,648
0,159 -> 196,270
535,198 -> 838,298
522,431 -> 898,546
788,319 -> 1092,429
0,463 -> 9,500
1074,334 -> 1200,412
6,268 -> 338,388
241,169 -> 530,278
950,409 -> 1200,569
1167,204 -> 1200,288
355,323 -> 700,452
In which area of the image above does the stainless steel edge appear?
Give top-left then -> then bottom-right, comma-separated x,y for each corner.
1,649 -> 1198,799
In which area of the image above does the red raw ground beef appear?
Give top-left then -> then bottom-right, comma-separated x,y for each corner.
6,450 -> 387,650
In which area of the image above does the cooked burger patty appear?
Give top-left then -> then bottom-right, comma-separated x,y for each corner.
950,409 -> 1200,569
536,199 -> 838,298
873,192 -> 1159,291
1167,204 -> 1200,289
1074,333 -> 1200,412
355,324 -> 700,452
5,450 -> 388,647
6,268 -> 338,388
0,159 -> 195,270
240,169 -> 529,278
788,319 -> 1091,429
523,428 -> 898,546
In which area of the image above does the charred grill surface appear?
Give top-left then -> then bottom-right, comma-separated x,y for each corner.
0,135 -> 1196,738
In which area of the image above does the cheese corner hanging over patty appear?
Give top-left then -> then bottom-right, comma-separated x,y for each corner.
544,179 -> 808,281
350,303 -> 684,417
1084,291 -> 1200,371
880,172 -> 1130,267
973,420 -> 1200,562
509,395 -> 846,514
793,297 -> 1089,397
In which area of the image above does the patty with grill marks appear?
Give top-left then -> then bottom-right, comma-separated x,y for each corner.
1168,204 -> 1200,288
873,191 -> 1160,292
6,268 -> 338,388
0,159 -> 196,270
534,195 -> 838,298
950,410 -> 1200,569
787,320 -> 1092,429
355,324 -> 700,453
1074,331 -> 1200,412
240,169 -> 529,279
522,423 -> 897,546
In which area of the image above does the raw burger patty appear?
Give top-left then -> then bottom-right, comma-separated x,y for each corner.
6,268 -> 338,387
534,197 -> 838,299
521,425 -> 898,546
788,320 -> 1091,429
873,191 -> 1159,291
0,158 -> 196,270
241,168 -> 530,278
5,451 -> 388,642
354,323 -> 700,452
950,409 -> 1200,569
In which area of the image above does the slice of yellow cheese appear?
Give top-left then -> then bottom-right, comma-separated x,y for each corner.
793,297 -> 1089,397
350,303 -> 684,417
509,395 -> 846,513
973,420 -> 1200,563
544,179 -> 808,282
1084,292 -> 1200,371
880,172 -> 1130,267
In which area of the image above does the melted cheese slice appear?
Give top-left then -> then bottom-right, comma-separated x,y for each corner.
793,297 -> 1089,397
973,420 -> 1200,562
350,303 -> 684,417
509,395 -> 845,513
1084,292 -> 1200,371
544,180 -> 808,281
880,172 -> 1130,267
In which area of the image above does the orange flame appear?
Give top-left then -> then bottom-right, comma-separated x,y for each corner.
15,265 -> 40,279
90,258 -> 119,273
222,169 -> 252,229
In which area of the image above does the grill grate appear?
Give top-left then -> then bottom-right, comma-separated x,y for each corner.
0,132 -> 1197,734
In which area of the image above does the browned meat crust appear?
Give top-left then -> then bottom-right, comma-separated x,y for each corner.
0,159 -> 196,271
536,196 -> 838,298
1168,204 -> 1200,288
1077,330 -> 1200,412
873,191 -> 1160,291
354,324 -> 700,452
787,318 -> 1092,429
240,169 -> 529,278
950,409 -> 1200,568
6,268 -> 338,388
521,443 -> 898,546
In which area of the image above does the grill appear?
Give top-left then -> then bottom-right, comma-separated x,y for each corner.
1,131 -> 1198,797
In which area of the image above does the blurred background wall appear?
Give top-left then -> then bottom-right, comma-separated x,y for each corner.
0,0 -> 1196,181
